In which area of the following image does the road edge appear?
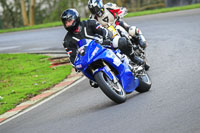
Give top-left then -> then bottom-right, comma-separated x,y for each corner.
0,68 -> 84,125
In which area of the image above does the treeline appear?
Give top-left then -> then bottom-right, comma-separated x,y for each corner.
0,0 -> 199,29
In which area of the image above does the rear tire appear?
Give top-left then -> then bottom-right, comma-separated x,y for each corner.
136,72 -> 151,93
94,71 -> 126,104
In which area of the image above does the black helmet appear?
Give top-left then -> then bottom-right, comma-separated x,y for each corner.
88,0 -> 104,17
61,9 -> 80,33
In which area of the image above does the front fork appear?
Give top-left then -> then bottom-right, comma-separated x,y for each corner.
92,62 -> 118,84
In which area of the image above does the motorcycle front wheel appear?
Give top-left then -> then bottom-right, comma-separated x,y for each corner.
94,71 -> 126,104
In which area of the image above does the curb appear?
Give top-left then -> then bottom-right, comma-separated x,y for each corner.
0,68 -> 83,124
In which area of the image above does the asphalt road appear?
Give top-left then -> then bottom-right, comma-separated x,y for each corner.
0,27 -> 65,53
0,9 -> 200,133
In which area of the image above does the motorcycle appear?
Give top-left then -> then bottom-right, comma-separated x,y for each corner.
74,38 -> 151,104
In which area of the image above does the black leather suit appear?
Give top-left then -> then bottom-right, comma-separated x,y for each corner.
63,19 -> 112,64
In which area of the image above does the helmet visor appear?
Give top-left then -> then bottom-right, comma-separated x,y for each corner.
96,10 -> 103,17
89,6 -> 102,16
65,19 -> 75,28
62,14 -> 76,22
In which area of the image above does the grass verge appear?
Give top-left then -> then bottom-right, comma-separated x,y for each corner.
0,54 -> 72,115
0,3 -> 200,34
126,3 -> 200,17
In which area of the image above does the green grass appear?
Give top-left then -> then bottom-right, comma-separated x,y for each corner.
0,3 -> 200,34
0,54 -> 72,115
126,3 -> 200,17
0,22 -> 62,33
0,18 -> 87,34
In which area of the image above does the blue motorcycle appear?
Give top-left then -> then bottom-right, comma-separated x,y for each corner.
74,39 -> 151,104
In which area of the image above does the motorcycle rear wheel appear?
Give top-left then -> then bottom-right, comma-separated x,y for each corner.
135,72 -> 152,93
94,71 -> 126,104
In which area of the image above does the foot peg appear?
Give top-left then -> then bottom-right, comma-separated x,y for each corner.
89,80 -> 98,88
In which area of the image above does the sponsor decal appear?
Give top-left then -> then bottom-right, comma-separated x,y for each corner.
92,47 -> 99,57
66,50 -> 72,54
113,56 -> 121,67
76,64 -> 82,69
96,24 -> 102,29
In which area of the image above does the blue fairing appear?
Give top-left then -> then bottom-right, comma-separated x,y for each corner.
74,39 -> 139,93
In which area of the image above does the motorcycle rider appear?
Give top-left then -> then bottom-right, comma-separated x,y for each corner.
88,0 -> 148,49
88,0 -> 150,68
61,8 -> 145,66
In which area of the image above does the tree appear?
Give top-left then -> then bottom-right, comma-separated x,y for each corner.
0,0 -> 22,29
20,0 -> 36,26
29,0 -> 36,25
21,0 -> 29,26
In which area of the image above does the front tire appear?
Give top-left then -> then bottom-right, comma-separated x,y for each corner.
94,71 -> 126,104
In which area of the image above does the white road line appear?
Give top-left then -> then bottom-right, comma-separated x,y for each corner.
0,46 -> 21,51
0,77 -> 86,126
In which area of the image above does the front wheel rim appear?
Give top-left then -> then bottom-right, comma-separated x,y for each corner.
104,74 -> 124,96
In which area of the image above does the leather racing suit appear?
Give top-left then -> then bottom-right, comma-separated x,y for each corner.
63,19 -> 112,64
90,2 -> 148,49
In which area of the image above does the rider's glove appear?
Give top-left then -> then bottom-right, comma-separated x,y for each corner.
72,64 -> 80,73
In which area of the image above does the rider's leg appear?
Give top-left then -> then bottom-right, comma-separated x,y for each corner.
118,20 -> 148,49
113,36 -> 145,65
129,27 -> 148,49
118,20 -> 150,70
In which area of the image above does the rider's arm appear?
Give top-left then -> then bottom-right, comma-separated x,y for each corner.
63,35 -> 78,64
118,20 -> 130,31
89,20 -> 113,40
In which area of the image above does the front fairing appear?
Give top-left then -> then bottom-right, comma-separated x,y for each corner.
74,39 -> 139,93
74,39 -> 105,71
94,49 -> 139,93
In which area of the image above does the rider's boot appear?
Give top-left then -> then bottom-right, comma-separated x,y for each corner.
131,49 -> 150,70
144,58 -> 150,70
140,34 -> 148,49
118,37 -> 145,66
89,80 -> 98,88
131,55 -> 145,65
133,34 -> 148,49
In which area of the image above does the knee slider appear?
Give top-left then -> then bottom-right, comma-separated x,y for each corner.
128,26 -> 137,37
128,26 -> 141,37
